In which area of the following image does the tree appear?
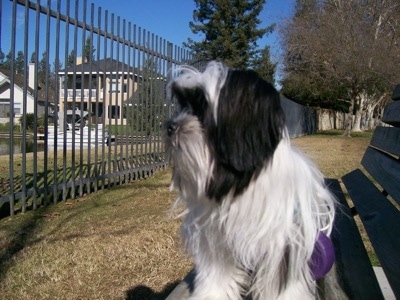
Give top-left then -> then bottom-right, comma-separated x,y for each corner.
38,51 -> 51,85
0,50 -> 5,67
126,58 -> 166,135
30,51 -> 36,64
67,49 -> 76,67
251,45 -> 276,86
15,51 -> 25,74
1,50 -> 12,69
83,37 -> 95,62
185,0 -> 273,69
280,0 -> 400,134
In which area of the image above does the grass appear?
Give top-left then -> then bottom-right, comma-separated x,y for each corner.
0,130 -> 373,299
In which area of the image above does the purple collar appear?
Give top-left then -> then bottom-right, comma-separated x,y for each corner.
310,232 -> 335,280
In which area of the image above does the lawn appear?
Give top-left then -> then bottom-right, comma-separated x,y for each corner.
0,130 -> 373,300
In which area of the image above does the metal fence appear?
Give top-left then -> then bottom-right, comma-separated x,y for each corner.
0,0 -> 196,217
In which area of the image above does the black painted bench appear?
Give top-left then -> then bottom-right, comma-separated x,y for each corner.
329,84 -> 400,299
167,85 -> 400,300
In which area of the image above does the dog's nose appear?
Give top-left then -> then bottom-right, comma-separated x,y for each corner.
166,121 -> 177,137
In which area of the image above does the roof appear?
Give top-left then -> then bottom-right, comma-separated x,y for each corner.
0,68 -> 35,95
0,67 -> 56,103
60,58 -> 135,74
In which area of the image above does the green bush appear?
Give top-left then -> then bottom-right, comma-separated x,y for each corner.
0,122 -> 20,133
19,113 -> 36,131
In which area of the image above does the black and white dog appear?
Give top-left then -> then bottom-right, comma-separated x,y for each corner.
164,61 -> 341,299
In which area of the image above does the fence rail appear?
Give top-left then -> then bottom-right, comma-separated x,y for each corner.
0,0 -> 195,217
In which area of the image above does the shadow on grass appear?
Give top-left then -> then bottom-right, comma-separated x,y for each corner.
125,281 -> 181,300
0,189 -> 115,285
0,208 -> 47,284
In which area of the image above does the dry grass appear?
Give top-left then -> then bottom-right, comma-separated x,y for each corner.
291,130 -> 372,178
0,130 -> 373,299
0,171 -> 192,300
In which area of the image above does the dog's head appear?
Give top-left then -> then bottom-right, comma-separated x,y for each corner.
164,62 -> 286,202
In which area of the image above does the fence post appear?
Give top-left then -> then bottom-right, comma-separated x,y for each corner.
166,42 -> 173,119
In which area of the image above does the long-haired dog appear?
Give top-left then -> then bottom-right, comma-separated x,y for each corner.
164,61 -> 341,299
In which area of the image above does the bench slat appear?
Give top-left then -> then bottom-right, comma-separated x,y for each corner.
370,126 -> 400,157
381,100 -> 400,126
342,169 -> 400,299
326,179 -> 384,300
391,83 -> 400,101
361,146 -> 400,205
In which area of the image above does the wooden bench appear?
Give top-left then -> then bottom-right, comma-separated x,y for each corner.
329,85 -> 400,299
167,85 -> 400,300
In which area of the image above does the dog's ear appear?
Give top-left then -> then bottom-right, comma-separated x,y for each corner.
171,82 -> 209,123
208,70 -> 285,199
215,70 -> 285,172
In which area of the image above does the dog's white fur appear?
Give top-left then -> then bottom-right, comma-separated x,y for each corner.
165,62 -> 338,299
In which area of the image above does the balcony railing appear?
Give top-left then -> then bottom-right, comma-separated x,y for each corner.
60,89 -> 101,100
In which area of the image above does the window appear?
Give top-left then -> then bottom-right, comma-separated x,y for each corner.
14,103 -> 21,115
0,99 -> 11,118
108,105 -> 120,119
75,76 -> 82,89
109,75 -> 120,93
110,81 -> 119,93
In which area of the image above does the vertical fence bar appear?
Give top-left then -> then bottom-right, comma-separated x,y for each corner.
53,0 -> 61,204
62,0 -> 70,202
125,20 -> 131,181
78,0 -> 86,198
94,5 -> 101,191
134,25 -> 140,172
42,0 -> 51,207
86,2 -> 94,193
20,0 -> 29,213
115,15 -> 122,184
101,10 -> 106,189
8,0 -> 17,216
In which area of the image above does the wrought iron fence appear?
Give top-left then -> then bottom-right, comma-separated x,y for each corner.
0,0 -> 195,217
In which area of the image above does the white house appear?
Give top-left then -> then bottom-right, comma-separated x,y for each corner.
0,63 -> 54,124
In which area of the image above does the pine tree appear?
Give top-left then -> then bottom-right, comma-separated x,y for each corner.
126,58 -> 165,135
251,45 -> 276,85
185,0 -> 272,68
38,51 -> 51,85
2,50 -> 12,69
30,51 -> 36,64
67,49 -> 76,67
0,50 -> 5,67
83,37 -> 95,62
15,51 -> 25,74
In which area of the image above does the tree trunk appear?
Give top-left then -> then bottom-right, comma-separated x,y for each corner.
352,93 -> 365,132
343,97 -> 355,137
352,110 -> 362,132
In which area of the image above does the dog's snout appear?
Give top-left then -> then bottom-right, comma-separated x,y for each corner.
166,121 -> 177,137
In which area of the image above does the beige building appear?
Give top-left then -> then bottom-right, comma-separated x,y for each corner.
59,58 -> 140,125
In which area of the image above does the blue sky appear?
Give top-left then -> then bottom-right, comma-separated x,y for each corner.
1,0 -> 294,67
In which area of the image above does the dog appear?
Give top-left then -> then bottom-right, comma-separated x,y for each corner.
163,61 -> 342,299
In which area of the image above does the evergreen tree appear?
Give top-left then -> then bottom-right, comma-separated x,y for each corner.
30,51 -> 36,64
67,49 -> 76,67
126,58 -> 165,135
15,51 -> 25,74
2,50 -> 12,69
185,0 -> 272,68
83,37 -> 95,62
251,45 -> 276,86
38,51 -> 51,85
0,50 -> 5,67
